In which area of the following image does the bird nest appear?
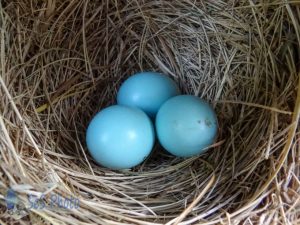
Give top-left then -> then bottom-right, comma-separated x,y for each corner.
0,1 -> 299,224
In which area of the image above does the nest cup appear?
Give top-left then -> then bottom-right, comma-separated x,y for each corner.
1,1 -> 299,224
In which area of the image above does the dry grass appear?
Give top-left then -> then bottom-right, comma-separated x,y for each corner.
0,0 -> 300,224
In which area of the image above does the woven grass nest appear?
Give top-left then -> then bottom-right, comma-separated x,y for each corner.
0,1 -> 300,224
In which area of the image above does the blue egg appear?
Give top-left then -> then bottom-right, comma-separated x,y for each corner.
156,95 -> 218,157
117,72 -> 180,118
86,105 -> 155,169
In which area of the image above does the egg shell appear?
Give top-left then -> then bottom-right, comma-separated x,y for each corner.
155,95 -> 218,157
117,72 -> 180,118
86,105 -> 155,169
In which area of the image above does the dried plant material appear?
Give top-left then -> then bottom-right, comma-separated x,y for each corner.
0,1 -> 299,224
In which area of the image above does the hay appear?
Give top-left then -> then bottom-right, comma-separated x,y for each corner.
0,0 -> 299,224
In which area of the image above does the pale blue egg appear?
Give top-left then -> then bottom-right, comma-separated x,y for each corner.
117,72 -> 180,118
86,105 -> 155,169
156,95 -> 218,157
